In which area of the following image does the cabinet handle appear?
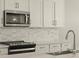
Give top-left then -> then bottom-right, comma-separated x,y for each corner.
27,14 -> 30,24
15,2 -> 19,8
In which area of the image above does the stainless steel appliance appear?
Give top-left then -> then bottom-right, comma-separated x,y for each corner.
4,10 -> 30,27
0,41 -> 36,54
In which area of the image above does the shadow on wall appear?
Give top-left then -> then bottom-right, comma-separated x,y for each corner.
59,0 -> 79,50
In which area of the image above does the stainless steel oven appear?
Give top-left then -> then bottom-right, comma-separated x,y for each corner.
4,10 -> 30,27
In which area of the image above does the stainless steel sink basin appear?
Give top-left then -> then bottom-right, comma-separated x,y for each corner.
47,50 -> 73,55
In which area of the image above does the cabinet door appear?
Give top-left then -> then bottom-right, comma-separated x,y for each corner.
5,0 -> 29,11
30,0 -> 43,27
55,0 -> 65,27
5,0 -> 19,10
44,0 -> 55,27
44,0 -> 65,27
0,48 -> 8,55
0,0 -> 4,27
18,0 -> 29,11
62,43 -> 70,51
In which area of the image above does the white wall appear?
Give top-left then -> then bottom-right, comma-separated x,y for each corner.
59,0 -> 79,50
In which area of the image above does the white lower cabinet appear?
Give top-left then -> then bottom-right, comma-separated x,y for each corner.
0,48 -> 8,55
50,44 -> 61,53
36,44 -> 49,53
0,45 -> 8,55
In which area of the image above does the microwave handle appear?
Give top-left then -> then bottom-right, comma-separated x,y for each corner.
26,14 -> 30,24
26,15 -> 27,23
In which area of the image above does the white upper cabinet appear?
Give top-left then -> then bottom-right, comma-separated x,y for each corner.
30,0 -> 65,28
44,0 -> 55,27
0,0 -> 4,27
5,0 -> 29,11
44,0 -> 65,27
30,0 -> 43,27
55,0 -> 65,27
0,0 -> 65,27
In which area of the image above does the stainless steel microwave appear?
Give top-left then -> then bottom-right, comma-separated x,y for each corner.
4,10 -> 30,27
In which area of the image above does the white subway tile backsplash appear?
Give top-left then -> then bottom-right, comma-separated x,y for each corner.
29,29 -> 59,44
0,28 -> 29,42
0,28 -> 59,44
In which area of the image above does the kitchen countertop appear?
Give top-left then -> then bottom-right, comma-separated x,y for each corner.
0,44 -> 9,48
0,52 -> 79,58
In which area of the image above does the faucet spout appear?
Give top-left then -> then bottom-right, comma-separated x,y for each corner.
65,30 -> 76,54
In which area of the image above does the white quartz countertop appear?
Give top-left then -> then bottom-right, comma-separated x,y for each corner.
0,52 -> 79,58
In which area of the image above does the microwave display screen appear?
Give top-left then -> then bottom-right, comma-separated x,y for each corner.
6,13 -> 26,24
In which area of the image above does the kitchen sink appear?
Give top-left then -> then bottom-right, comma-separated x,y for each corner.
47,50 -> 73,55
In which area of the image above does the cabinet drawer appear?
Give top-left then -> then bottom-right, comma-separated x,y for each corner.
0,48 -> 8,55
50,44 -> 61,53
36,44 -> 49,53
